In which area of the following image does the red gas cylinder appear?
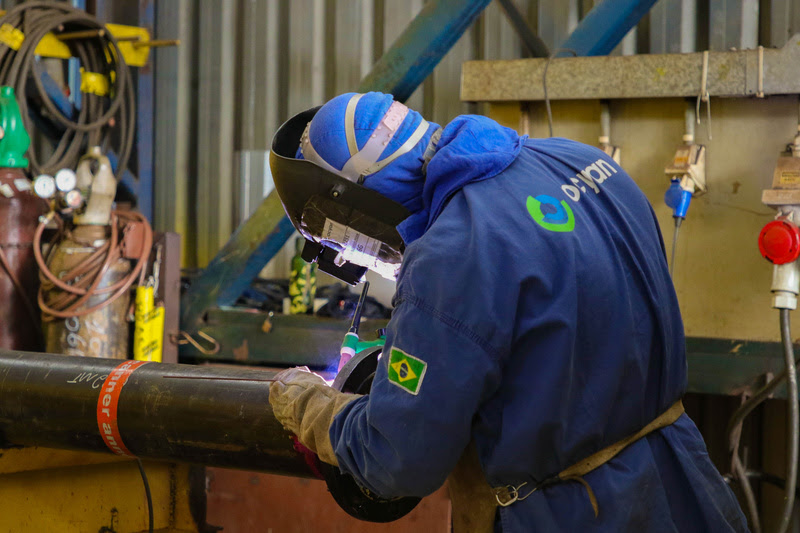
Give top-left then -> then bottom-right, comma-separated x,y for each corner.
0,167 -> 47,350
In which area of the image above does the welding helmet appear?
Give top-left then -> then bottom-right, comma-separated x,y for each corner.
270,93 -> 439,284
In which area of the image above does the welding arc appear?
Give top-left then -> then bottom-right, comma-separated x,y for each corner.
0,2 -> 135,176
33,211 -> 152,320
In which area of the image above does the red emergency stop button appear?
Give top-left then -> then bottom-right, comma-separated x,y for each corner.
759,219 -> 800,264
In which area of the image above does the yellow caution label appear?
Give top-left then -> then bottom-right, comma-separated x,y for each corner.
781,171 -> 800,185
133,286 -> 164,363
0,24 -> 24,50
80,68 -> 109,96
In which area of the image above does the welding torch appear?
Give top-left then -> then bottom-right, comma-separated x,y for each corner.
338,281 -> 385,372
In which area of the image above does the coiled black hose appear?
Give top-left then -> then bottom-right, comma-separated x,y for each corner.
0,2 -> 135,177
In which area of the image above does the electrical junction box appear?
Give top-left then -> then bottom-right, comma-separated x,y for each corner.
762,157 -> 800,207
665,144 -> 706,194
599,143 -> 621,164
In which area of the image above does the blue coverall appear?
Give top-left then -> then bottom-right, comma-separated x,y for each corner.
329,120 -> 748,531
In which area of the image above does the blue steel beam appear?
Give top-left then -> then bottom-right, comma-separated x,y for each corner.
356,0 -> 492,101
558,0 -> 657,56
180,0 -> 493,332
135,0 -> 155,222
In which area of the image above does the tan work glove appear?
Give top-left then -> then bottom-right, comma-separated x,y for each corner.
269,366 -> 362,466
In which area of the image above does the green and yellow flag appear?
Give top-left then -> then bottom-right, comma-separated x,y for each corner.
387,347 -> 427,395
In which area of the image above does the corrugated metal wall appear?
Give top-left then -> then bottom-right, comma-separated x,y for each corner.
152,0 -> 800,271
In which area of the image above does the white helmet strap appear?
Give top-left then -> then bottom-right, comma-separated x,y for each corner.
301,94 -> 430,183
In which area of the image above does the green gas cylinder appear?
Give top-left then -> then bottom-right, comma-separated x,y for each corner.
0,86 -> 30,168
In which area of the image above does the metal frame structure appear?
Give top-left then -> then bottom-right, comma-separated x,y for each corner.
461,34 -> 800,102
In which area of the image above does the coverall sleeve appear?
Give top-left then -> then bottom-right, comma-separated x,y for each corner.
328,293 -> 503,498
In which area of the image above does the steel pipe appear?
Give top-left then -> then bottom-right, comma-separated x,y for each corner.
0,349 -> 314,478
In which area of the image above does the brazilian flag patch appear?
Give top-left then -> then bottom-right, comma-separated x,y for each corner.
387,347 -> 427,395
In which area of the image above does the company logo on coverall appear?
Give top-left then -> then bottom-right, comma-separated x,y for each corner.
527,158 -> 617,232
387,347 -> 427,395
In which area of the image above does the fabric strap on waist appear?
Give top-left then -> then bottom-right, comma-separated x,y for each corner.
448,399 -> 685,533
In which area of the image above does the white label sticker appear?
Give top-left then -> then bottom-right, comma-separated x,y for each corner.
0,184 -> 13,198
322,218 -> 381,266
13,178 -> 30,192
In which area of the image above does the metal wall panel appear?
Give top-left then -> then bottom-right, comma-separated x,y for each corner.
154,0 -> 194,266
766,0 -> 800,47
480,0 -> 525,59
709,0 -> 759,51
431,20 -> 477,124
151,0 -> 699,271
195,0 -> 237,266
288,0 -> 315,116
650,0 -> 696,53
537,0 -> 579,51
383,0 -> 426,112
238,0 -> 271,151
333,0 -> 365,94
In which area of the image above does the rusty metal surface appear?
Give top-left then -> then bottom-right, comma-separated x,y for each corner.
206,469 -> 452,533
461,33 -> 800,102
179,308 -> 388,368
0,168 -> 46,351
43,225 -> 131,359
155,232 -> 181,364
0,349 -> 315,478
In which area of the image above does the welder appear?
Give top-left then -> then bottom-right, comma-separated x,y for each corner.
267,92 -> 747,532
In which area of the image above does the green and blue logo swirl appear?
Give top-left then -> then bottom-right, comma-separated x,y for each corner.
526,194 -> 575,233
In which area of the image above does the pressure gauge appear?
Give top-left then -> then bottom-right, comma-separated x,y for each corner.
55,168 -> 77,192
64,189 -> 84,209
32,174 -> 56,199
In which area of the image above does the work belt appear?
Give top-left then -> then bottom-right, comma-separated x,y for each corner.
448,399 -> 685,533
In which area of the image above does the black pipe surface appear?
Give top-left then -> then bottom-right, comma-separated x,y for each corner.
0,349 -> 315,478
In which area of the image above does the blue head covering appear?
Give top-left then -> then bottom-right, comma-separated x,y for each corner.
298,92 -> 527,244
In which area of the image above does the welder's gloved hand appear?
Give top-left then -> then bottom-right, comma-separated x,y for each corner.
269,366 -> 362,466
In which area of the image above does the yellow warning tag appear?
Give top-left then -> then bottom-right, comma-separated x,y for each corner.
0,24 -> 24,50
134,286 -> 164,363
781,171 -> 800,185
80,67 -> 109,96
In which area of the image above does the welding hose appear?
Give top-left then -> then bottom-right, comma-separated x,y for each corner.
727,309 -> 799,533
0,2 -> 135,176
33,211 -> 152,320
669,217 -> 681,277
778,308 -> 798,533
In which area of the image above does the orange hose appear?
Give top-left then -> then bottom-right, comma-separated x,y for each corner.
34,211 -> 152,320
